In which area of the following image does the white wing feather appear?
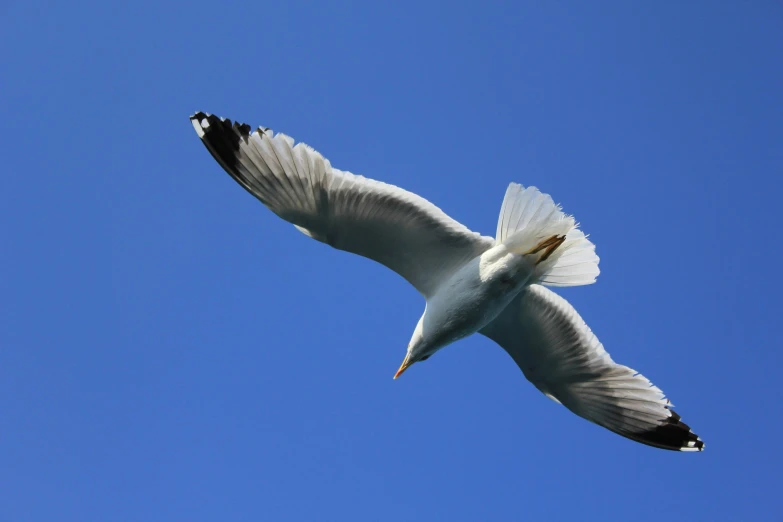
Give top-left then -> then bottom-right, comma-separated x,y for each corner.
191,113 -> 495,297
480,284 -> 703,451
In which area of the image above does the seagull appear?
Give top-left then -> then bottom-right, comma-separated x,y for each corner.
190,112 -> 704,452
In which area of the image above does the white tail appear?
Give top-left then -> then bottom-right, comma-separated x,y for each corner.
496,183 -> 600,286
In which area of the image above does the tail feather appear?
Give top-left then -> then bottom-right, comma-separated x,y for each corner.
496,183 -> 600,286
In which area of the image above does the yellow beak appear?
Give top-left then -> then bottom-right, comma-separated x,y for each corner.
393,353 -> 413,379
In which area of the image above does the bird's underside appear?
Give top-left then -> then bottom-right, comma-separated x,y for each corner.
190,111 -> 704,452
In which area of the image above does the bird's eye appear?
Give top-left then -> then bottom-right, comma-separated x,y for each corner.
420,354 -> 431,361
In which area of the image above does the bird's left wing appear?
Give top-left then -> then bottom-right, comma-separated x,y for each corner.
480,284 -> 704,451
191,113 -> 495,297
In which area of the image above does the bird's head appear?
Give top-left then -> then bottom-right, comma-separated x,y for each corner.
394,317 -> 436,379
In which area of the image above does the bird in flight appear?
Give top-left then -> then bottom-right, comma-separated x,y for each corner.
190,112 -> 703,452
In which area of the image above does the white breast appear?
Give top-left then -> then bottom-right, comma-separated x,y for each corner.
419,245 -> 534,350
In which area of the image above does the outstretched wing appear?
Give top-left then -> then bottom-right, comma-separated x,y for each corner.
191,112 -> 495,297
480,284 -> 704,451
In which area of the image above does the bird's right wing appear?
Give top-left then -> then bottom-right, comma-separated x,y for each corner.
191,113 -> 495,298
480,284 -> 703,451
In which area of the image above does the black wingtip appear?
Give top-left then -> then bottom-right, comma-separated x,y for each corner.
189,112 -> 271,203
190,112 -> 242,172
636,408 -> 705,452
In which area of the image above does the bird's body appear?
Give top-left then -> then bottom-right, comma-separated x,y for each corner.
412,244 -> 539,361
190,112 -> 704,452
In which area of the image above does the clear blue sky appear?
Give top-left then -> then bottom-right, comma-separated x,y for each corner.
2,1 -> 781,520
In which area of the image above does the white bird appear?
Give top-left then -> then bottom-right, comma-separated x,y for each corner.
190,112 -> 704,452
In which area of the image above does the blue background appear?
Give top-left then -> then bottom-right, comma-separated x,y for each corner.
2,1 -> 781,520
